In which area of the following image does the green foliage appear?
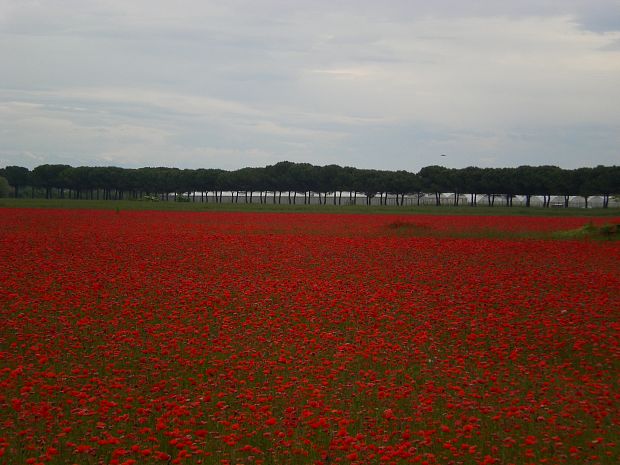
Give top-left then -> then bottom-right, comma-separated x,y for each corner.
3,166 -> 29,197
1,163 -> 619,207
0,176 -> 10,198
553,222 -> 620,241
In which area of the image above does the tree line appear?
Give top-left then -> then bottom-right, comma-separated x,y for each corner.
1,162 -> 618,207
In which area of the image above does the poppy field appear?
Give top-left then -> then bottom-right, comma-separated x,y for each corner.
1,208 -> 619,465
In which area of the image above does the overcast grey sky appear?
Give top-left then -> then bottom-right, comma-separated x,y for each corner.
1,0 -> 619,171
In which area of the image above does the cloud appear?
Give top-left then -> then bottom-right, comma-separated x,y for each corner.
1,1 -> 619,171
60,87 -> 267,119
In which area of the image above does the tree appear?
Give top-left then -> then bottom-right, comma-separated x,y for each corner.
59,166 -> 94,199
512,165 -> 560,207
496,168 -> 518,207
192,168 -> 221,202
373,170 -> 394,206
230,167 -> 260,203
460,166 -> 484,206
589,165 -> 620,208
537,166 -> 563,207
31,164 -> 70,199
350,169 -> 379,206
386,170 -> 416,206
265,162 -> 297,204
0,176 -> 9,198
447,168 -> 466,206
419,166 -> 450,206
10,162 -> 619,208
572,167 -> 595,208
514,166 -> 539,207
288,163 -> 315,204
555,168 -> 580,208
3,166 -> 30,198
478,168 -> 504,206
318,164 -> 344,205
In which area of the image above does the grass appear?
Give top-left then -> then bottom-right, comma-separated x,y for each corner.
384,220 -> 620,241
1,197 -> 619,217
552,222 -> 620,240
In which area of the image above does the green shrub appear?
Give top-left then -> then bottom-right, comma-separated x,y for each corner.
0,176 -> 10,198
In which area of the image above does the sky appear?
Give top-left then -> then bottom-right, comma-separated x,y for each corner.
1,0 -> 619,172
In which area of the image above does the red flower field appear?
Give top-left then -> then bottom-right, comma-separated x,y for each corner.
1,209 -> 619,464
